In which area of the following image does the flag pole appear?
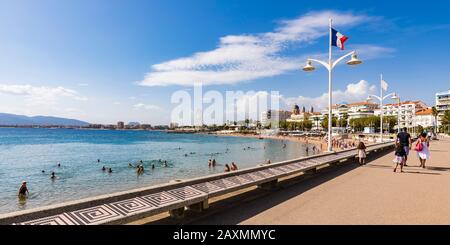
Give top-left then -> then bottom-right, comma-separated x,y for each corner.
380,73 -> 383,142
327,18 -> 333,152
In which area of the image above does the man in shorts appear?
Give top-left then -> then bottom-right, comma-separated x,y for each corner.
397,127 -> 412,166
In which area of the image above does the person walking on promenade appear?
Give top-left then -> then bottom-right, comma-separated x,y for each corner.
393,142 -> 406,173
397,127 -> 412,166
356,141 -> 367,165
416,132 -> 430,168
18,181 -> 29,198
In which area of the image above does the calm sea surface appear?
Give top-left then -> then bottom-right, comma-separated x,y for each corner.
0,128 -> 315,214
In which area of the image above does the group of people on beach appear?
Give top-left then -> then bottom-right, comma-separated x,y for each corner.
355,127 -> 432,173
224,162 -> 238,172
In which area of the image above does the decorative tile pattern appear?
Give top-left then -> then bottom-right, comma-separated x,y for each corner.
192,182 -> 224,194
209,178 -> 240,189
225,175 -> 254,185
107,197 -> 157,216
140,191 -> 180,207
20,213 -> 78,225
166,186 -> 206,200
67,205 -> 123,225
238,173 -> 262,182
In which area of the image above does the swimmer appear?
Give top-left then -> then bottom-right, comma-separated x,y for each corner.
231,162 -> 238,171
18,181 -> 29,197
57,163 -> 61,167
208,159 -> 212,167
128,163 -> 134,168
50,172 -> 57,180
224,164 -> 231,172
108,168 -> 113,173
41,170 -> 45,173
97,159 -> 100,163
163,161 -> 168,167
151,164 -> 155,170
212,159 -> 216,167
102,166 -> 106,171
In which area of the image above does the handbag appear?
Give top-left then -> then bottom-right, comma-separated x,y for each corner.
415,141 -> 423,151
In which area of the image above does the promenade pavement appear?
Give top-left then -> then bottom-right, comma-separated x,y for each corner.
188,136 -> 450,225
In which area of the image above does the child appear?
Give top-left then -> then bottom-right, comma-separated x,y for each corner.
356,141 -> 367,165
393,142 -> 406,173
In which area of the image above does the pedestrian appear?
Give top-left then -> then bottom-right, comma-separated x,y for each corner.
18,181 -> 29,198
416,132 -> 430,168
356,141 -> 367,165
396,127 -> 412,166
393,142 -> 406,173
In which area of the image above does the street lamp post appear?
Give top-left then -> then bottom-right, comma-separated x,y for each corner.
392,93 -> 401,133
302,18 -> 362,152
367,75 -> 396,142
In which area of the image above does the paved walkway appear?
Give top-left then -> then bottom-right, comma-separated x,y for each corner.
190,137 -> 450,224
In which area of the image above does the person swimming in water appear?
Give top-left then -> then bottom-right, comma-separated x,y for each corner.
97,159 -> 100,163
128,163 -> 134,168
102,166 -> 106,171
208,159 -> 212,167
163,161 -> 168,167
231,162 -> 238,171
18,181 -> 29,197
50,172 -> 57,180
108,168 -> 113,173
151,164 -> 155,170
57,163 -> 61,167
41,170 -> 45,173
224,164 -> 231,172
212,159 -> 216,167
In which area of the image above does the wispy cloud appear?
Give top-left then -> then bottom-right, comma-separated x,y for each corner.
0,84 -> 88,105
282,80 -> 376,110
133,103 -> 162,111
138,10 -> 384,87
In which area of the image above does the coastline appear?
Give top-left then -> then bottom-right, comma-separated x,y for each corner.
203,132 -> 327,151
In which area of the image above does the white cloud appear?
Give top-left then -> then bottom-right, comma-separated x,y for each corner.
113,101 -> 121,105
283,80 -> 376,110
0,84 -> 88,105
133,103 -> 162,111
138,11 -> 383,87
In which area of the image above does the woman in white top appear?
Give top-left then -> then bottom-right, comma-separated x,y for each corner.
416,132 -> 430,168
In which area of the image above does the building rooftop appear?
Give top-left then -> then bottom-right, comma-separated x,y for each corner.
416,108 -> 433,116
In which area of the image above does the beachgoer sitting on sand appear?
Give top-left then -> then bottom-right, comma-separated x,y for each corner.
18,181 -> 29,197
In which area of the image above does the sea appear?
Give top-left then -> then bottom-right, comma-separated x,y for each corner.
0,128 -> 314,214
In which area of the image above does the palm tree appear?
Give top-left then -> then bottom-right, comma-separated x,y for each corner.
442,111 -> 450,134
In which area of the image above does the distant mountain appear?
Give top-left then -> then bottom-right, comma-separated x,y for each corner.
0,113 -> 90,126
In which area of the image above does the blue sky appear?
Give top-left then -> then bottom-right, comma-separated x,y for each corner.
0,0 -> 449,124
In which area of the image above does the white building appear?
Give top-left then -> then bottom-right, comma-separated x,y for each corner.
415,108 -> 436,128
436,90 -> 450,128
261,110 -> 291,127
346,102 -> 379,121
382,101 -> 427,129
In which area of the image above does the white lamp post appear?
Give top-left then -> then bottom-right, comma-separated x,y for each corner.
302,18 -> 362,152
391,93 -> 401,133
367,75 -> 396,142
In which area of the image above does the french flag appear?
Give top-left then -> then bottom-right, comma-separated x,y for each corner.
331,28 -> 348,50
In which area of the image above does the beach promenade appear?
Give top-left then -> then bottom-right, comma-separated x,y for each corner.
183,136 -> 450,225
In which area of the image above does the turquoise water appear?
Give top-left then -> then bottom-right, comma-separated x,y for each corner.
0,128 -> 314,214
